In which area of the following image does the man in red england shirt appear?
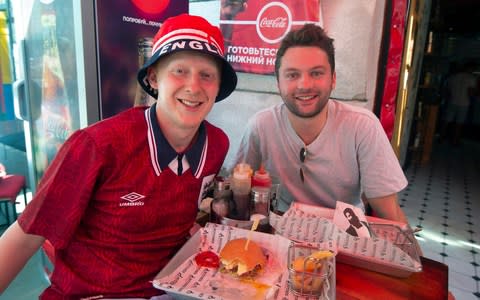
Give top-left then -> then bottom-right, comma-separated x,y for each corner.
0,14 -> 237,299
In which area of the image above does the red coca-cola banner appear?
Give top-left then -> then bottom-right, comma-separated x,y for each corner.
220,0 -> 321,75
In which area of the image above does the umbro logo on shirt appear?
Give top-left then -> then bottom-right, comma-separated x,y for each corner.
119,192 -> 145,207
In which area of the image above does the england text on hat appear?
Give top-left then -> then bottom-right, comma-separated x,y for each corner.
158,39 -> 221,57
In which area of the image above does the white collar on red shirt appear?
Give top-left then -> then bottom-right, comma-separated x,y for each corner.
145,104 -> 208,178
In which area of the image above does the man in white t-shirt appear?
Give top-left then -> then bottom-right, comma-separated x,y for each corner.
231,23 -> 408,223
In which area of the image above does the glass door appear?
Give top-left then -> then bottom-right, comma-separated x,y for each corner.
12,0 -> 85,188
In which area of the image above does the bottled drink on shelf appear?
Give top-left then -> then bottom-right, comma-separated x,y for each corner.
134,37 -> 155,106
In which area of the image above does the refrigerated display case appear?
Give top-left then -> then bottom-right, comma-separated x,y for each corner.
12,0 -> 187,191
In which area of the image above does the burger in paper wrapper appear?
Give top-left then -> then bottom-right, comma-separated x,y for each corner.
219,238 -> 267,277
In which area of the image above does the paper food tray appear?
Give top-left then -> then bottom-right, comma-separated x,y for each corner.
153,223 -> 336,300
271,203 -> 422,278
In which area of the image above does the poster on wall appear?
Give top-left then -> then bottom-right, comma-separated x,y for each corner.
219,0 -> 321,75
95,0 -> 188,119
219,0 -> 390,107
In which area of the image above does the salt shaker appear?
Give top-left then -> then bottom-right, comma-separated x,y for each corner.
210,176 -> 233,223
250,186 -> 271,232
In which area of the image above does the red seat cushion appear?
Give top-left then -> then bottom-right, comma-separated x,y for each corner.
0,174 -> 26,203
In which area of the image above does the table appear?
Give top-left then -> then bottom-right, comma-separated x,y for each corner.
336,256 -> 448,299
193,215 -> 449,299
158,226 -> 448,300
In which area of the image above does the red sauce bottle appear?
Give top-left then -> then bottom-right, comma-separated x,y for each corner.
251,164 -> 272,188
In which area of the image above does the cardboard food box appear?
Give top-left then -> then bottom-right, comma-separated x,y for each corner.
270,202 -> 422,278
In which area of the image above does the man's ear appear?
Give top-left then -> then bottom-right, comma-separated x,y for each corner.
147,67 -> 159,89
331,71 -> 336,90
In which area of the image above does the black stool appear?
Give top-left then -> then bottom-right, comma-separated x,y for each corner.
0,174 -> 27,226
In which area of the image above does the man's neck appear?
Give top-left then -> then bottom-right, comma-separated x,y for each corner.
164,127 -> 199,153
156,112 -> 200,153
287,104 -> 328,146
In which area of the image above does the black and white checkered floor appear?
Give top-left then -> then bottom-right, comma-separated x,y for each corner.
399,139 -> 480,300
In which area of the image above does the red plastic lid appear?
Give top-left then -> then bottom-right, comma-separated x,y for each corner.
252,164 -> 271,187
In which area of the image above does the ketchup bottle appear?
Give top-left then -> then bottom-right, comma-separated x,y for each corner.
251,164 -> 272,188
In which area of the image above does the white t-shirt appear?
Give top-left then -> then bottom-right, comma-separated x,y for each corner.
231,100 -> 408,212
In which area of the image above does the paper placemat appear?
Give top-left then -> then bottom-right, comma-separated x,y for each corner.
153,223 -> 336,300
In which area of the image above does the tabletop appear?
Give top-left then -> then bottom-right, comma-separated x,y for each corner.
193,214 -> 449,300
336,256 -> 448,300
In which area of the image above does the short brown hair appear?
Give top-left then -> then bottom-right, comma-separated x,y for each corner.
275,23 -> 335,79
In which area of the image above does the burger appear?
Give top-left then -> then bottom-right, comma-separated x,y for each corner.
219,238 -> 267,277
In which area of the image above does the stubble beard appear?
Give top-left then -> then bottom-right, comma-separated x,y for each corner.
281,92 -> 330,119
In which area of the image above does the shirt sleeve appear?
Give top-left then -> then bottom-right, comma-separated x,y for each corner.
18,130 -> 105,249
356,114 -> 408,199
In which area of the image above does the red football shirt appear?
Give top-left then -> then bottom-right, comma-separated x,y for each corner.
19,105 -> 229,299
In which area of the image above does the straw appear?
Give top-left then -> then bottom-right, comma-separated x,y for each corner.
244,218 -> 259,250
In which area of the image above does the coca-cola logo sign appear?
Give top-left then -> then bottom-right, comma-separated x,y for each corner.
256,2 -> 292,44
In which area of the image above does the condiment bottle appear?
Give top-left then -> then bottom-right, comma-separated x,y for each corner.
229,163 -> 252,220
252,164 -> 279,219
251,186 -> 271,232
251,164 -> 272,188
210,176 -> 233,223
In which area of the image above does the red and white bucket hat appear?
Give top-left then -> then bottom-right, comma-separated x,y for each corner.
137,14 -> 237,102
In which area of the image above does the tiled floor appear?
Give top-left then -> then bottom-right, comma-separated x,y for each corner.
1,138 -> 479,299
399,139 -> 480,300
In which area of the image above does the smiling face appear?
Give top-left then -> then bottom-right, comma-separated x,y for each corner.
277,46 -> 336,119
147,50 -> 221,131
